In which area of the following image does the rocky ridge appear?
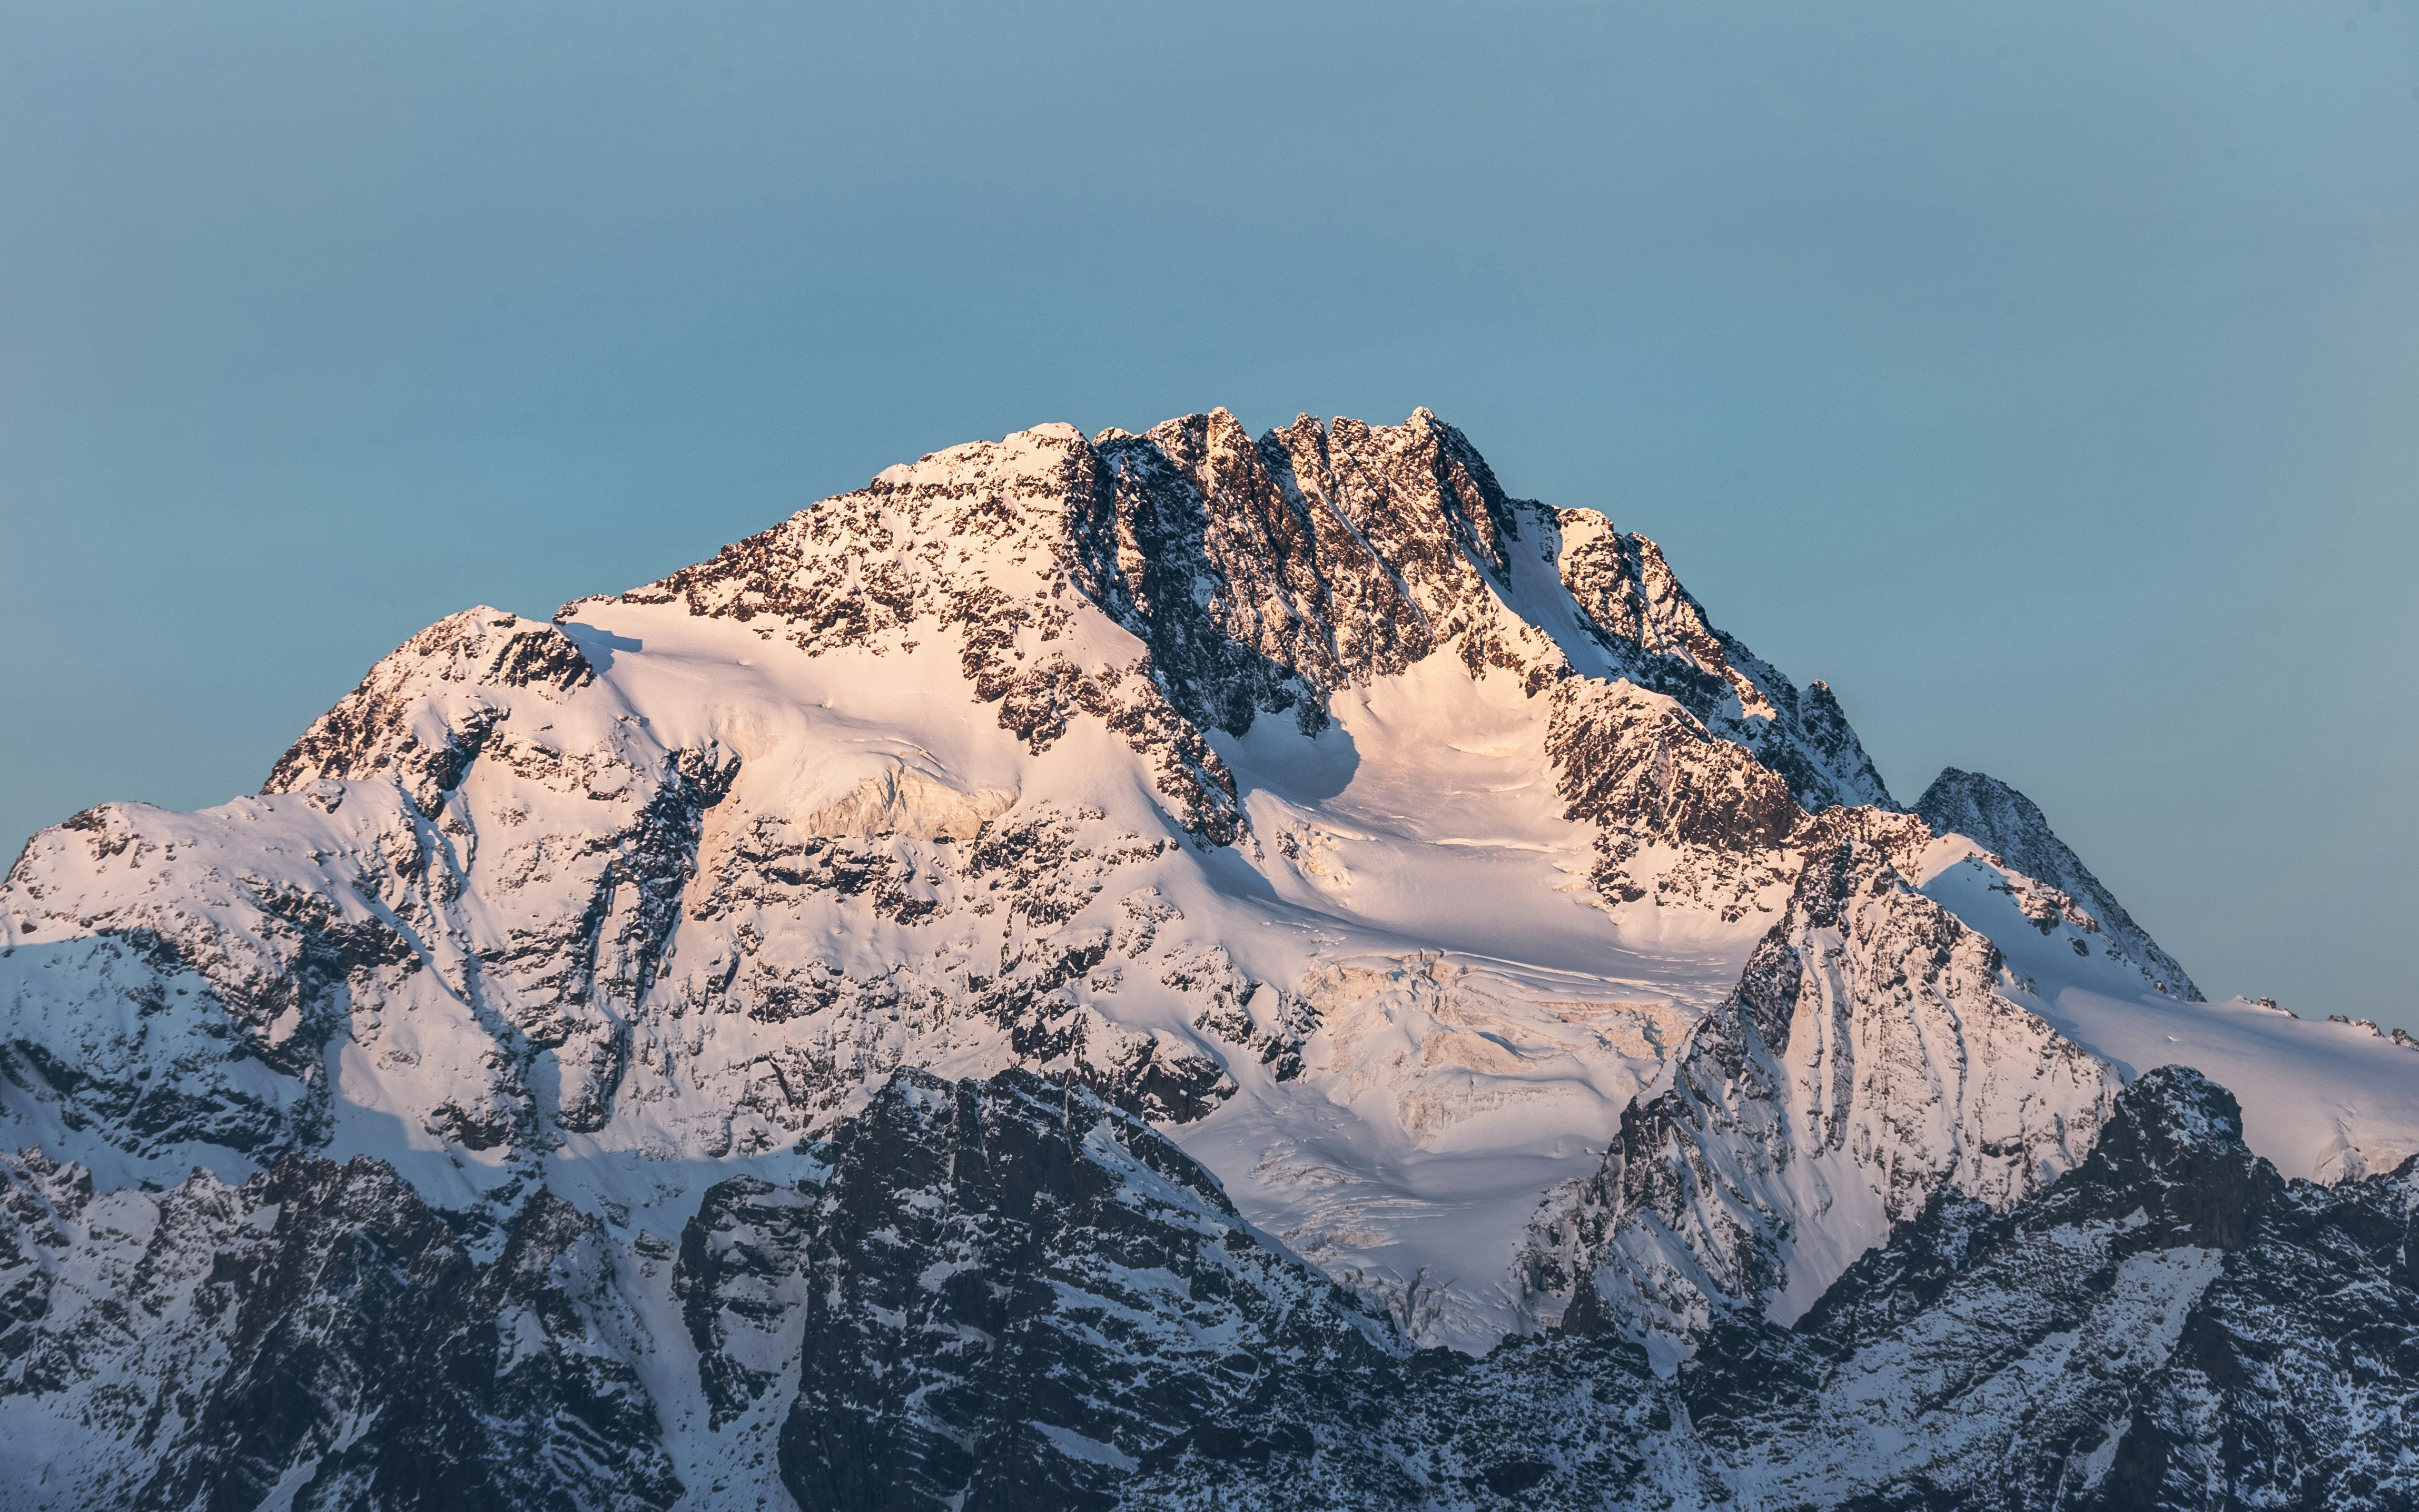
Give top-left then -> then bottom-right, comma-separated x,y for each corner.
1129,1066 -> 2419,1510
1916,767 -> 2201,1001
0,1148 -> 680,1510
4,1065 -> 2408,1509
1517,805 -> 2119,1358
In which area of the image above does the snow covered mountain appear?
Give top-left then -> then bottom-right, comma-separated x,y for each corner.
2,409 -> 2412,1508
1915,767 -> 2199,1002
1131,1065 -> 2419,1510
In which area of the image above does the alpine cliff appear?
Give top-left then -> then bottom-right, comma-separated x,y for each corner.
2,410 -> 2413,1509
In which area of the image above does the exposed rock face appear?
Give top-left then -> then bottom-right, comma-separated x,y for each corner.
1553,510 -> 1894,813
1693,1065 -> 2419,1509
764,1069 -> 1394,1512
0,1151 -> 679,1510
1129,1068 -> 2419,1510
1086,410 -> 1531,729
1917,766 -> 2201,1000
1546,678 -> 1802,918
267,608 -> 601,814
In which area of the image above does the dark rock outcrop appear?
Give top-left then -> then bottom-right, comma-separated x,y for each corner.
765,1068 -> 1395,1512
0,1153 -> 680,1511
1129,1068 -> 2419,1509
2,1065 -> 2407,1510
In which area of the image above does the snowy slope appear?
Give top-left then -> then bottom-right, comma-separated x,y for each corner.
1915,767 -> 2199,998
1910,832 -> 2419,1184
1520,807 -> 2119,1361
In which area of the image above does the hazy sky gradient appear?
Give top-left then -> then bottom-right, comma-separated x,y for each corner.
4,2 -> 2414,1026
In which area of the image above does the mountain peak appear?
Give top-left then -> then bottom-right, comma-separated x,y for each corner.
1915,766 -> 2200,999
6,410 -> 2419,1505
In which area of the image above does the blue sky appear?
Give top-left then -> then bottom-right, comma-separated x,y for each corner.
3,2 -> 2414,1026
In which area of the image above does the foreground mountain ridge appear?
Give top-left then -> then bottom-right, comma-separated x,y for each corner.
4,1062 -> 2410,1508
2,409 -> 2414,1507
